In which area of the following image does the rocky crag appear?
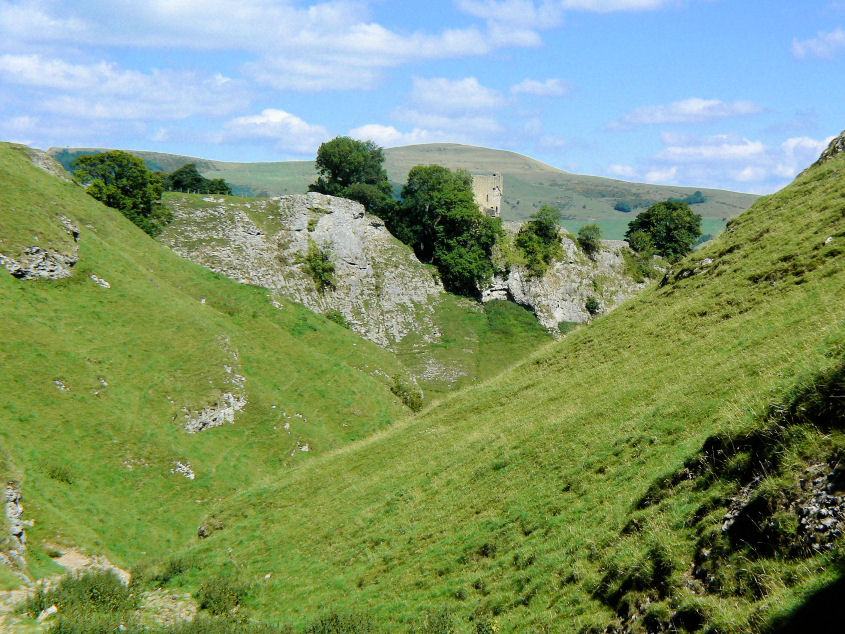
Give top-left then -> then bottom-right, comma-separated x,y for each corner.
161,193 -> 647,346
160,193 -> 444,349
484,237 -> 648,329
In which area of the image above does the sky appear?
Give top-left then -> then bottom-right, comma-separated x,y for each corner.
1,0 -> 843,194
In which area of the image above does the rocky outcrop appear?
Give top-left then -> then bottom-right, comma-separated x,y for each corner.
483,239 -> 647,329
2,482 -> 26,569
0,246 -> 77,280
0,215 -> 79,281
815,130 -> 845,165
160,193 -> 444,348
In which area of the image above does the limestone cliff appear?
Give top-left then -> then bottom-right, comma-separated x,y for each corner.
159,193 -> 444,348
483,237 -> 648,329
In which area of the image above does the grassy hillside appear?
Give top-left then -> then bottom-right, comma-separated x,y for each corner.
48,145 -> 757,240
0,142 -> 415,578
152,148 -> 844,631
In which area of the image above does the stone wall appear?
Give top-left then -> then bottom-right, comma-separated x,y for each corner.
472,173 -> 503,218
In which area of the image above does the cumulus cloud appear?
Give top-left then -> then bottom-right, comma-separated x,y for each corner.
0,54 -> 245,120
792,28 -> 845,59
410,77 -> 504,113
221,108 -> 328,154
511,78 -> 571,96
609,98 -> 762,129
559,0 -> 677,10
347,124 -> 434,147
607,164 -> 636,179
616,133 -> 833,192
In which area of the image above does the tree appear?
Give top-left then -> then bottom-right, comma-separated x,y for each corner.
71,151 -> 167,236
167,163 -> 232,195
394,165 -> 502,296
515,204 -> 562,277
577,223 -> 602,258
309,137 -> 393,216
625,201 -> 702,261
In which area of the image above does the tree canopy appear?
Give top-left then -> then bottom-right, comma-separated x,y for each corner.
515,204 -> 563,277
625,200 -> 702,261
393,165 -> 502,296
167,163 -> 232,195
71,150 -> 168,236
309,137 -> 393,216
577,223 -> 602,258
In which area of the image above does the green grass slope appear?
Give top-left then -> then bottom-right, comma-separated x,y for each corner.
0,142 -> 413,575
48,145 -> 757,240
168,149 -> 844,631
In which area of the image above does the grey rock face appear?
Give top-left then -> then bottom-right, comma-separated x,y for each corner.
483,239 -> 647,329
0,246 -> 77,280
160,193 -> 444,348
184,393 -> 247,433
3,482 -> 26,569
0,213 -> 79,281
815,130 -> 845,165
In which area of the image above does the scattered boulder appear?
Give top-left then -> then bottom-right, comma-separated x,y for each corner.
0,246 -> 77,280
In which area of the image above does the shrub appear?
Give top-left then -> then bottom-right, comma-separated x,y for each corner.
577,223 -> 602,257
196,575 -> 248,615
585,296 -> 601,316
24,570 -> 137,620
614,201 -> 632,213
390,375 -> 423,412
626,229 -> 654,254
515,204 -> 562,277
299,240 -> 336,293
325,310 -> 351,329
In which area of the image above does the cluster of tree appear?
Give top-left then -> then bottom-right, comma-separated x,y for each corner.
669,190 -> 706,205
309,137 -> 501,297
161,163 -> 232,195
625,200 -> 702,261
614,201 -> 633,213
515,204 -> 563,277
71,151 -> 170,236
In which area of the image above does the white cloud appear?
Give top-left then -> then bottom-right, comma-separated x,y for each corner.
609,98 -> 762,129
0,54 -> 245,120
222,108 -> 328,153
608,164 -> 636,179
792,28 -> 845,59
410,77 -> 504,113
457,1 -> 564,28
511,78 -> 571,96
657,135 -> 766,162
347,124 -> 433,147
559,0 -> 676,10
644,166 -> 677,183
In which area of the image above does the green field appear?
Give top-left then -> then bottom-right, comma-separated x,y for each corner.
155,150 -> 843,631
4,139 -> 843,632
49,144 -> 758,240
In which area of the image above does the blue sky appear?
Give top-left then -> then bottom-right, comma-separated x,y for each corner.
1,0 -> 843,193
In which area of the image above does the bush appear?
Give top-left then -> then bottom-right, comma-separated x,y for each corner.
585,296 -> 601,316
196,575 -> 248,615
614,201 -> 632,213
577,223 -> 602,257
391,375 -> 423,412
325,310 -> 351,329
515,204 -> 562,277
300,240 -> 336,293
626,229 -> 654,254
25,570 -> 137,620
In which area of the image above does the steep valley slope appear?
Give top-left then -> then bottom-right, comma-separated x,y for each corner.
0,141 -> 418,586
149,135 -> 844,632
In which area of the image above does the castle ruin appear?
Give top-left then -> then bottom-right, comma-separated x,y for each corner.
471,173 -> 503,218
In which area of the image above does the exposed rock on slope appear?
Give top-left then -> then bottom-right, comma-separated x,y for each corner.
160,193 -> 444,348
0,215 -> 79,280
483,238 -> 647,329
815,130 -> 845,165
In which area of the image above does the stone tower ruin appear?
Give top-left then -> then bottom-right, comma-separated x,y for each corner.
471,173 -> 503,218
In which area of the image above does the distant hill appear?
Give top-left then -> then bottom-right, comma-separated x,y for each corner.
49,144 -> 758,240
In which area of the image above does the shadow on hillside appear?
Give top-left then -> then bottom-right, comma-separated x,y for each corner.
768,576 -> 845,633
